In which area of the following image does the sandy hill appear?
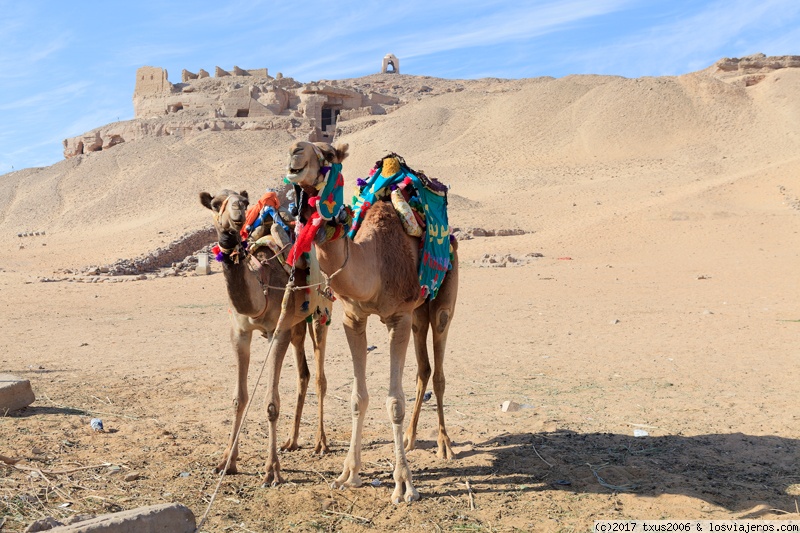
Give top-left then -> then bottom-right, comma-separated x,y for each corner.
1,56 -> 799,274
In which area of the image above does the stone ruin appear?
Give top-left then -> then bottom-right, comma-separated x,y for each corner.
709,53 -> 800,86
63,63 -> 405,158
382,54 -> 399,74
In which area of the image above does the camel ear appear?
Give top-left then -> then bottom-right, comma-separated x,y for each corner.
315,142 -> 348,164
199,192 -> 213,210
315,143 -> 336,163
333,143 -> 349,163
239,190 -> 249,199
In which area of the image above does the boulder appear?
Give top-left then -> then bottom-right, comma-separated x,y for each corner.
34,503 -> 195,532
0,374 -> 35,412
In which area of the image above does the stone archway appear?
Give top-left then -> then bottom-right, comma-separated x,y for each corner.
381,54 -> 400,74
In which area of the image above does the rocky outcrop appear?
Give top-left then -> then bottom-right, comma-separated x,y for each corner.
62,64 -> 486,160
709,53 -> 800,86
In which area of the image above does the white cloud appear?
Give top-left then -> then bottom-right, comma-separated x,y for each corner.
0,82 -> 91,112
398,0 -> 634,59
561,0 -> 800,76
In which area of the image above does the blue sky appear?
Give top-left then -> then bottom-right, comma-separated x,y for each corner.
1,0 -> 798,172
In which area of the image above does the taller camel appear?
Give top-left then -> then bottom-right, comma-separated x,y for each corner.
199,189 -> 331,486
285,141 -> 459,503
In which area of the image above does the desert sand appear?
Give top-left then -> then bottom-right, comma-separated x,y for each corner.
1,60 -> 799,532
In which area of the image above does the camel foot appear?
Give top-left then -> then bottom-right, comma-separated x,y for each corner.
313,439 -> 330,456
261,465 -> 284,487
392,481 -> 420,504
214,459 -> 238,475
332,469 -> 362,489
281,438 -> 300,452
437,436 -> 455,460
403,432 -> 416,452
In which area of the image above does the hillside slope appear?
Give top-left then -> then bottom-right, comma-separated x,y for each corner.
1,63 -> 798,270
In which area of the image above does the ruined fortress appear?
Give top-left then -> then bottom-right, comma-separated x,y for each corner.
62,63 -> 404,158
62,53 -> 800,159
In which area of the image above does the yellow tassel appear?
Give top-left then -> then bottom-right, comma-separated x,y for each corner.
381,157 -> 400,177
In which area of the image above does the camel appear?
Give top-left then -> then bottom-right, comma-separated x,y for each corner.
285,141 -> 459,503
199,188 -> 331,486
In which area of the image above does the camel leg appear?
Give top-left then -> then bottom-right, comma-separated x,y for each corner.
431,305 -> 454,460
282,321 -> 310,452
385,312 -> 420,504
333,310 -> 369,489
216,327 -> 252,474
309,318 -> 330,455
404,305 -> 432,453
430,260 -> 458,460
262,326 -> 293,486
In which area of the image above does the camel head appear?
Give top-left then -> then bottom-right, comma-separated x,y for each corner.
285,141 -> 349,191
200,189 -> 249,250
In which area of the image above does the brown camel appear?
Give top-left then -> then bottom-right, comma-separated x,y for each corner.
199,189 -> 331,486
285,142 -> 459,503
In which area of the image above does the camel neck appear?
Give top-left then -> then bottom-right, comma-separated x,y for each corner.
222,256 -> 265,317
315,236 -> 349,278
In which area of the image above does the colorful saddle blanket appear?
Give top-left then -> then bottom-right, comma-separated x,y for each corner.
349,154 -> 452,300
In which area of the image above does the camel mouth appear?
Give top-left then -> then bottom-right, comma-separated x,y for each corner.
285,163 -> 307,181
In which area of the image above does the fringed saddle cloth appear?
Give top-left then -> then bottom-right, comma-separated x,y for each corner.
349,154 -> 453,300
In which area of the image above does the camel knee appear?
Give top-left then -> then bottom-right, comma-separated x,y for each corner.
350,394 -> 368,418
435,309 -> 451,334
298,364 -> 310,383
419,363 -> 431,383
316,375 -> 328,397
433,372 -> 445,390
267,401 -> 280,422
232,393 -> 248,411
386,397 -> 405,425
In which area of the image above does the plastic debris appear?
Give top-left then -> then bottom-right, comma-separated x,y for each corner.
633,429 -> 649,437
370,479 -> 382,487
90,418 -> 104,432
423,391 -> 432,402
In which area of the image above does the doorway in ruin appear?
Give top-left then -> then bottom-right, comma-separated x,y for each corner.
321,107 -> 340,135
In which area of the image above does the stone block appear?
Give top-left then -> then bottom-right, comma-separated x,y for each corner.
0,374 -> 35,413
195,253 -> 210,275
42,503 -> 195,532
500,400 -> 520,412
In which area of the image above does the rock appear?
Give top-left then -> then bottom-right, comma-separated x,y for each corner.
501,400 -> 520,412
0,374 -> 36,412
25,517 -> 64,532
496,228 -> 526,236
34,503 -> 195,532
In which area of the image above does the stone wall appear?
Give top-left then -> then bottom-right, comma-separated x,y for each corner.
711,53 -> 800,86
134,67 -> 172,96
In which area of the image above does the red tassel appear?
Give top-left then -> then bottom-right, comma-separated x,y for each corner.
288,212 -> 320,266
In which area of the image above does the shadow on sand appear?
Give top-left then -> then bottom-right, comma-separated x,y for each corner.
418,430 -> 800,513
